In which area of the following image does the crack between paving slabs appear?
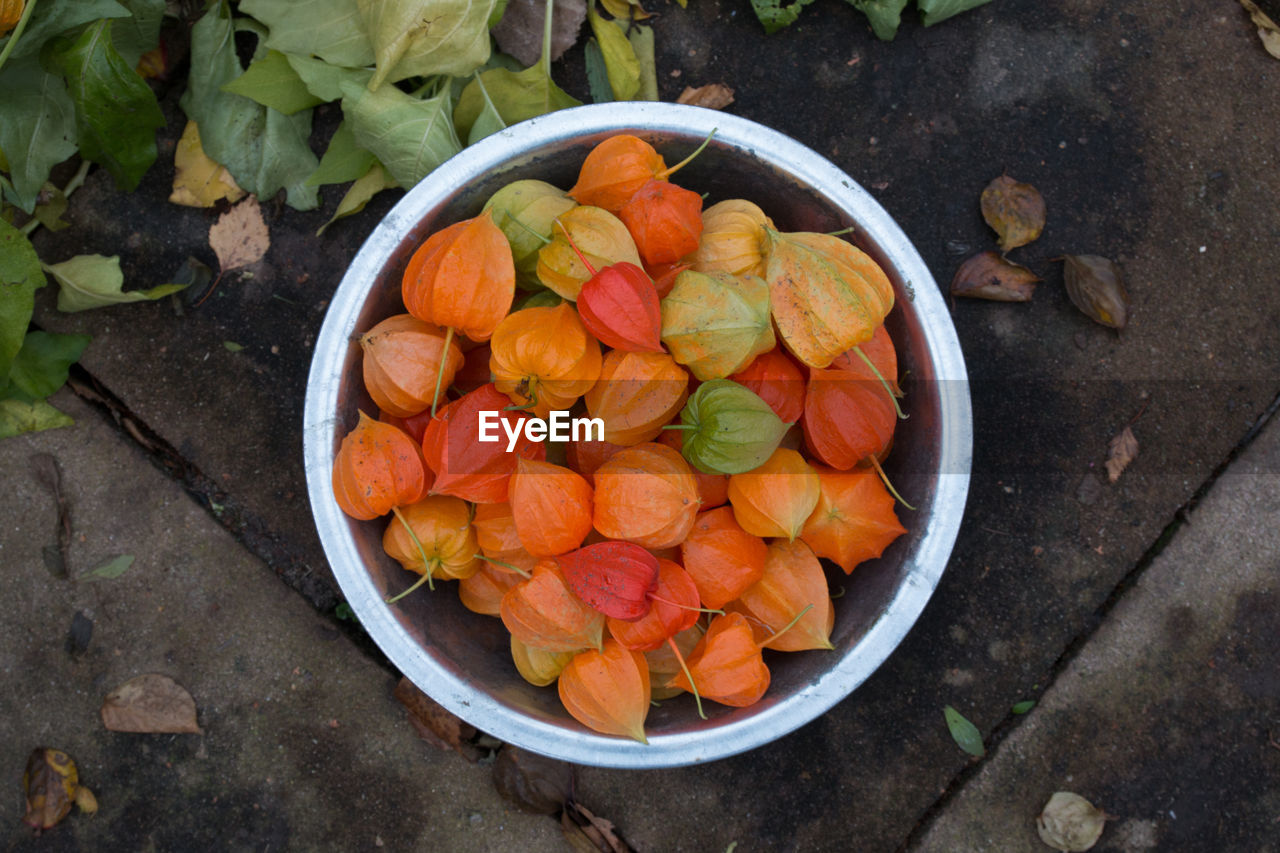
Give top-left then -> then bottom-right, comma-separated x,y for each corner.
893,387 -> 1280,853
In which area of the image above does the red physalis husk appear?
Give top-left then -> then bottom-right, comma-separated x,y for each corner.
453,342 -> 494,396
618,178 -> 704,266
646,260 -> 691,299
501,559 -> 605,652
558,639 -> 652,742
656,428 -> 729,509
829,323 -> 899,395
569,135 -> 669,211
802,367 -> 896,470
359,314 -> 465,417
726,448 -> 821,541
608,559 -> 700,651
459,562 -> 524,617
729,347 -> 806,424
671,612 -> 770,708
422,384 -> 545,504
592,442 -> 701,550
509,458 -> 594,557
555,541 -> 660,621
679,506 -> 768,609
379,407 -> 434,444
800,466 -> 906,574
401,211 -> 515,342
576,261 -> 664,353
565,435 -> 629,485
728,539 -> 834,652
332,412 -> 430,520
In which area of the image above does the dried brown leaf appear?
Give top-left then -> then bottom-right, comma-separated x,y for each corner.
1037,791 -> 1106,851
208,197 -> 269,274
1105,426 -> 1137,483
951,251 -> 1040,301
1240,0 -> 1280,58
676,83 -> 736,110
563,801 -> 633,853
393,677 -> 480,760
101,673 -> 202,734
22,748 -> 79,830
980,174 -> 1045,251
1062,254 -> 1129,329
492,745 -> 574,814
492,0 -> 588,67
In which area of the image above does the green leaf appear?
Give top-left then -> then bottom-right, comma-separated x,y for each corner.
43,254 -> 186,313
359,0 -> 499,91
112,0 -> 166,66
239,0 -> 375,67
587,9 -> 639,100
180,3 -> 319,210
918,0 -> 992,26
1011,700 -> 1035,715
466,72 -> 509,145
453,65 -> 580,144
307,121 -> 377,187
84,554 -> 134,580
7,331 -> 91,399
584,40 -> 614,104
629,25 -> 657,101
750,0 -> 816,33
341,80 -> 462,189
0,57 -> 78,213
50,19 -> 165,192
317,162 -> 399,235
0,398 -> 73,439
284,53 -> 373,101
223,341 -> 245,352
0,218 -> 45,377
847,0 -> 910,40
221,50 -> 325,116
0,0 -> 129,61
943,705 -> 985,757
32,183 -> 71,232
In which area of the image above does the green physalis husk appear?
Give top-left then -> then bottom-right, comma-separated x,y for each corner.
675,379 -> 789,474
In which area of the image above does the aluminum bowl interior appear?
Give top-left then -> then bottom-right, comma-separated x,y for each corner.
303,102 -> 972,768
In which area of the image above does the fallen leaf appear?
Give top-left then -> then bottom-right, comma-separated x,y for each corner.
629,25 -> 657,101
600,0 -> 650,22
360,0 -> 498,91
30,453 -> 71,579
950,251 -> 1039,301
919,0 -> 994,28
45,254 -> 187,312
1062,255 -> 1129,329
492,745 -> 574,815
1011,699 -> 1035,714
1105,426 -> 1137,483
0,399 -> 74,439
676,83 -> 736,110
22,748 -> 79,830
33,182 -> 71,231
943,704 -> 985,756
209,197 -> 270,274
83,554 -> 134,580
562,801 -> 634,853
170,121 -> 248,208
980,174 -> 1045,251
100,673 -> 202,733
1037,791 -> 1106,851
492,0 -> 588,67
589,7 -> 640,100
219,50 -> 324,116
73,786 -> 98,815
1240,0 -> 1280,59
393,676 -> 480,760
66,611 -> 94,657
316,162 -> 399,236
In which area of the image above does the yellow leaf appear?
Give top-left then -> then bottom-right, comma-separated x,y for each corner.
170,121 -> 247,208
0,0 -> 24,38
600,0 -> 651,21
1240,0 -> 1280,59
209,197 -> 270,273
588,8 -> 640,101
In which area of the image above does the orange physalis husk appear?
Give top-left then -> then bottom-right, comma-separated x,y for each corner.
730,539 -> 834,652
459,562 -> 524,616
618,179 -> 704,266
763,228 -> 894,368
727,448 -> 821,541
584,350 -> 689,445
657,429 -> 729,509
830,323 -> 899,395
472,502 -> 524,558
501,559 -> 606,652
422,384 -> 546,504
671,612 -> 769,708
382,495 -> 480,599
565,435 -> 629,485
802,367 -> 896,470
332,411 -> 429,521
568,135 -> 669,211
801,466 -> 906,574
536,206 -> 641,300
679,506 -> 768,609
576,261 -> 664,353
558,639 -> 652,742
660,270 -> 775,381
511,636 -> 577,687
489,302 -> 602,417
592,443 -> 701,549
359,314 -> 465,418
608,559 -> 701,651
729,347 -> 806,424
644,624 -> 701,698
509,458 -> 594,557
555,541 -> 659,621
401,211 -> 516,342
688,199 -> 775,278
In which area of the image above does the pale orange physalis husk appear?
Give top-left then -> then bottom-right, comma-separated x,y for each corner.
727,448 -> 821,541
359,314 -> 465,417
381,495 -> 481,582
490,302 -> 602,417
730,539 -> 834,651
689,199 -> 775,278
558,639 -> 652,742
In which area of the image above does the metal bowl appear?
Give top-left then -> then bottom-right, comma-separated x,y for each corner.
303,102 -> 971,768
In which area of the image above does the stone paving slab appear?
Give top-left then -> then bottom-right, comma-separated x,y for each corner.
0,393 -> 564,852
913,407 -> 1280,851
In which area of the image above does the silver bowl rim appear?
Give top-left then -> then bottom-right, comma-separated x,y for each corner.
303,102 -> 972,768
